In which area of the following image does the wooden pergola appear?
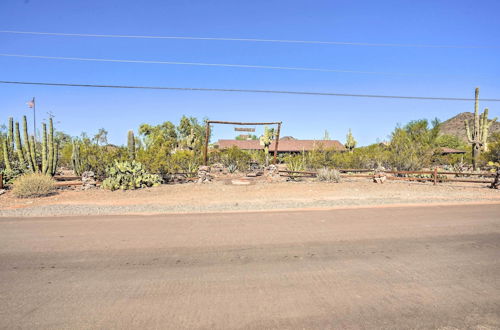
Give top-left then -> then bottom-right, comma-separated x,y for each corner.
203,120 -> 282,165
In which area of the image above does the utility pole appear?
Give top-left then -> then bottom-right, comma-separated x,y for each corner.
27,97 -> 36,139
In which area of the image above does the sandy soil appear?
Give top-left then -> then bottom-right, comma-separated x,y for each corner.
1,178 -> 499,217
1,205 -> 499,329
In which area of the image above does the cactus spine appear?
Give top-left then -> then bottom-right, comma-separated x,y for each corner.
464,87 -> 498,170
127,130 -> 136,160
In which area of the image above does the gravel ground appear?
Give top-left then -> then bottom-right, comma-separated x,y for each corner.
1,179 -> 499,217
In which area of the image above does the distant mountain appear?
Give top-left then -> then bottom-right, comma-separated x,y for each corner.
440,112 -> 500,141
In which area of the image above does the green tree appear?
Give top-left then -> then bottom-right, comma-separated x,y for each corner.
93,128 -> 108,146
388,119 -> 440,171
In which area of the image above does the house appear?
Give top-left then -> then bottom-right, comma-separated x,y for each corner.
216,139 -> 345,154
439,147 -> 466,155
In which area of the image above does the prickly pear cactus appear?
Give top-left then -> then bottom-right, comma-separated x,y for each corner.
102,160 -> 162,191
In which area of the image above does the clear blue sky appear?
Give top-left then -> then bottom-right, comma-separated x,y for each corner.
0,0 -> 499,146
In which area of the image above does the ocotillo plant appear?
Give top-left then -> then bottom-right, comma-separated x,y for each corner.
5,116 -> 58,176
345,129 -> 357,153
464,87 -> 498,170
127,130 -> 136,160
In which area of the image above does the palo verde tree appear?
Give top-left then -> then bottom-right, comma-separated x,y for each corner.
259,126 -> 275,166
464,87 -> 498,170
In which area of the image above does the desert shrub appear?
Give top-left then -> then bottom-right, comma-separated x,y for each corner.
245,149 -> 267,167
284,154 -> 305,172
73,136 -> 128,178
387,120 -> 440,170
484,132 -> 500,163
12,173 -> 56,198
1,160 -> 26,185
209,146 -> 252,172
168,150 -> 200,176
101,160 -> 162,191
305,147 -> 337,169
316,167 -> 341,182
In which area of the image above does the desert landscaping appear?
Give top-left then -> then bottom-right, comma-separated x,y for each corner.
1,3 -> 500,328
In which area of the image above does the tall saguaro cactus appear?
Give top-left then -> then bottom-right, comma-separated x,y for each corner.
22,116 -> 37,172
2,139 -> 11,171
41,123 -> 48,174
127,130 -> 136,160
14,122 -> 25,167
7,117 -> 14,150
259,126 -> 275,166
71,140 -> 82,176
464,87 -> 498,170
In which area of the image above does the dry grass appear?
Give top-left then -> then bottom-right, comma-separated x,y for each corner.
12,173 -> 56,198
317,167 -> 341,182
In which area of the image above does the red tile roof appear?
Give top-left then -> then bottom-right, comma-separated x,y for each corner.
216,139 -> 345,152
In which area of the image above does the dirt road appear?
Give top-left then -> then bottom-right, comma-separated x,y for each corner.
1,204 -> 499,329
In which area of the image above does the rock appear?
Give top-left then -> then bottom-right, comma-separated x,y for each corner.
211,163 -> 225,173
81,171 -> 96,190
0,189 -> 5,196
373,173 -> 386,184
491,169 -> 499,189
197,166 -> 212,184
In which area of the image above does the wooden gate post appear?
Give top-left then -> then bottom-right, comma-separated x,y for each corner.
433,168 -> 438,185
273,122 -> 281,165
203,121 -> 210,166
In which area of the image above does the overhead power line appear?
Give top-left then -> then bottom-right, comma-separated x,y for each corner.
0,53 -> 409,75
1,80 -> 499,102
0,30 -> 497,49
0,53 -> 485,78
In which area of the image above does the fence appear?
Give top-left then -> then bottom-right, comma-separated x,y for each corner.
279,168 -> 496,185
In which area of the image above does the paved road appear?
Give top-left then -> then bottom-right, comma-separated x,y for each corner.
1,204 -> 499,329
